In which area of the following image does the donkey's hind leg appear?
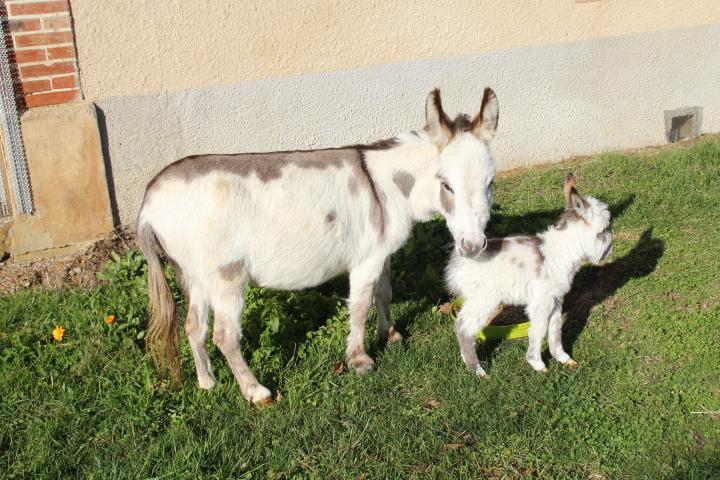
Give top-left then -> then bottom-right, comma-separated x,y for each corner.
185,290 -> 216,389
211,277 -> 272,405
375,259 -> 402,345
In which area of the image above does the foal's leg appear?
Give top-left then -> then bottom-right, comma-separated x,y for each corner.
185,290 -> 216,389
455,299 -> 498,377
525,298 -> 554,372
547,300 -> 576,367
375,259 -> 402,345
211,278 -> 272,405
346,260 -> 384,374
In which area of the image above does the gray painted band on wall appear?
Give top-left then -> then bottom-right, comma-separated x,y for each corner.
97,24 -> 720,224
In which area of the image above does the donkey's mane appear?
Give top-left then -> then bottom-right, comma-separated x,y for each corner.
553,207 -> 588,231
449,114 -> 474,133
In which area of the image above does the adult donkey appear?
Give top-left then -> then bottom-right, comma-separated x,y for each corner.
138,88 -> 499,404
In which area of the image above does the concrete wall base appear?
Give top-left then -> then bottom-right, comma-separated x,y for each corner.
8,101 -> 114,256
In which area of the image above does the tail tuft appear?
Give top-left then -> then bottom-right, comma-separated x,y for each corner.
137,222 -> 182,386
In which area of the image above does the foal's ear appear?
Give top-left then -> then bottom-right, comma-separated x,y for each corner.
564,173 -> 586,211
425,88 -> 453,147
471,87 -> 499,141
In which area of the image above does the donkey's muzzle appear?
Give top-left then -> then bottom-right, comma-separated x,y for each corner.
459,236 -> 487,257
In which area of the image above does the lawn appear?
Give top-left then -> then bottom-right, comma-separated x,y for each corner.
1,139 -> 719,479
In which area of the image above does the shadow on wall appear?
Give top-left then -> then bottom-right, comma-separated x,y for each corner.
94,106 -> 121,227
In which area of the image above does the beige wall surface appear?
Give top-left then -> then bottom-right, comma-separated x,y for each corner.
71,0 -> 720,100
94,24 -> 720,224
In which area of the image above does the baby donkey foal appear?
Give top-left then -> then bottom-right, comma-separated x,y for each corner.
445,174 -> 612,376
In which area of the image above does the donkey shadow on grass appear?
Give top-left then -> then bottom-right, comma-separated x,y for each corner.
234,218 -> 454,377
233,195 -> 655,381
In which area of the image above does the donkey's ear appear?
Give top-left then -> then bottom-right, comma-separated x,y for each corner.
425,88 -> 453,146
564,173 -> 586,212
471,87 -> 499,141
563,173 -> 577,206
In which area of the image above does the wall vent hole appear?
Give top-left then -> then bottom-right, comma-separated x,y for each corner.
665,107 -> 702,143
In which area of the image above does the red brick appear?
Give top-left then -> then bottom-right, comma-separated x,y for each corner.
51,74 -> 75,89
47,45 -> 74,60
14,48 -> 46,64
13,31 -> 73,48
21,79 -> 51,93
9,1 -> 68,16
9,19 -> 41,33
25,89 -> 78,108
20,61 -> 74,78
42,15 -> 71,30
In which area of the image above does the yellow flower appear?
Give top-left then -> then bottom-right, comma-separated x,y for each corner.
105,314 -> 115,325
52,325 -> 65,342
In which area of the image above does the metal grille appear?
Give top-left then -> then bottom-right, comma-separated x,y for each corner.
0,14 -> 33,215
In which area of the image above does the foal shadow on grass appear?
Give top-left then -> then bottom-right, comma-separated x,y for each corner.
561,227 -> 664,355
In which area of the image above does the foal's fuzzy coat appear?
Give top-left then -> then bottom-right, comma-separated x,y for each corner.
138,88 -> 500,404
445,174 -> 612,376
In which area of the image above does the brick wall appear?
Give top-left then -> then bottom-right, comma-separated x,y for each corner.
6,0 -> 80,108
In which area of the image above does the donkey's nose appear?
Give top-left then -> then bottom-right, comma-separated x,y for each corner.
460,237 -> 479,257
478,235 -> 488,252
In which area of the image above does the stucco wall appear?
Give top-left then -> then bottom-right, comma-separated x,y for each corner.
94,24 -> 720,224
71,0 -> 720,100
66,1 -> 720,225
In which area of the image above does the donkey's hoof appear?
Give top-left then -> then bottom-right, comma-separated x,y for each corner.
564,358 -> 579,368
387,327 -> 404,345
380,327 -> 403,345
248,384 -> 273,406
198,377 -> 216,390
347,353 -> 375,375
474,365 -> 488,378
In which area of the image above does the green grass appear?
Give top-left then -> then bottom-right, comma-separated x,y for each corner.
2,139 -> 719,479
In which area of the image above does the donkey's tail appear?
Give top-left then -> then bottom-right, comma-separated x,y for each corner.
137,221 -> 182,385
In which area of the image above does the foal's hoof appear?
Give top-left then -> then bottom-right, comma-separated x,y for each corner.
564,358 -> 579,368
248,384 -> 273,406
347,352 -> 375,375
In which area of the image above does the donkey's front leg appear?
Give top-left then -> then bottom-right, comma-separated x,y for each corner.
375,259 -> 402,346
547,300 -> 577,367
525,299 -> 554,372
346,260 -> 384,374
455,299 -> 497,377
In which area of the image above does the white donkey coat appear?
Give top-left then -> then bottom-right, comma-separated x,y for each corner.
137,88 -> 499,404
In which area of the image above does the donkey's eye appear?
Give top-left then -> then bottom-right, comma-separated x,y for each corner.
488,179 -> 495,189
441,182 -> 454,194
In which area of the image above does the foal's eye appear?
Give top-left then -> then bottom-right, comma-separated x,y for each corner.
441,182 -> 454,194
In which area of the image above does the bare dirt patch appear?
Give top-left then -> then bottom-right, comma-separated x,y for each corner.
0,227 -> 136,296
